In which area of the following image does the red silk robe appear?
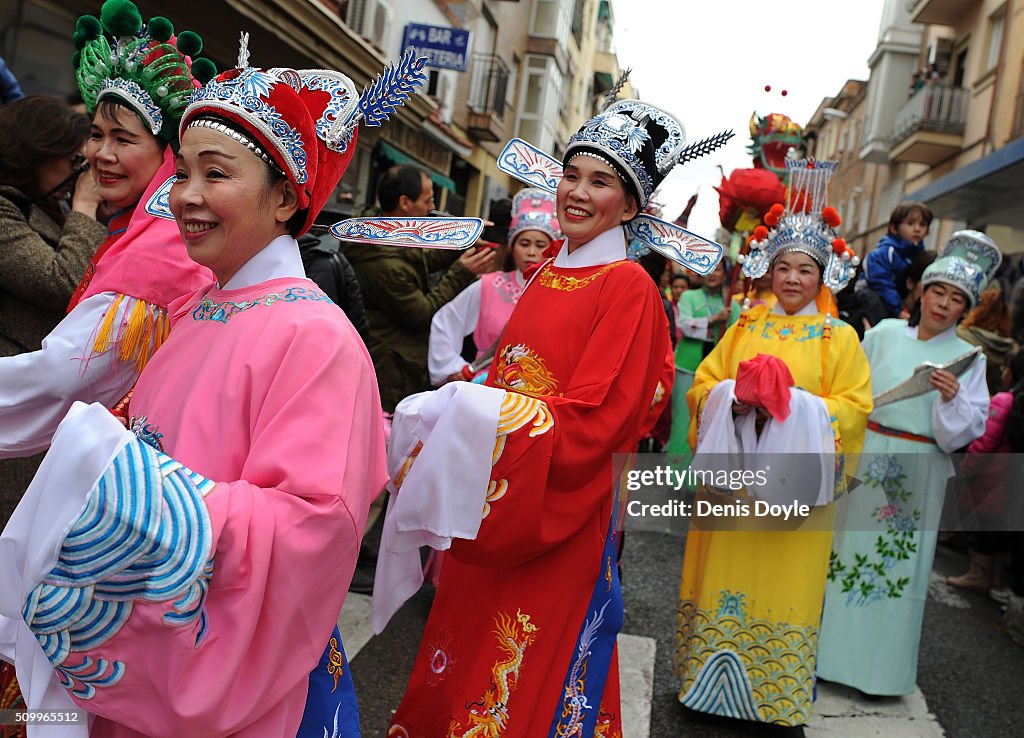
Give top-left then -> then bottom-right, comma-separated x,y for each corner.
389,248 -> 673,738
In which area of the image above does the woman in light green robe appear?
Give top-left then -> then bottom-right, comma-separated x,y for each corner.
818,235 -> 997,696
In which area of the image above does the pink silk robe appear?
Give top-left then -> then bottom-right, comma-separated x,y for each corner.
56,276 -> 386,736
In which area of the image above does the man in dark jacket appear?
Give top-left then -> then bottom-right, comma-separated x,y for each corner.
344,164 -> 492,412
298,210 -> 371,344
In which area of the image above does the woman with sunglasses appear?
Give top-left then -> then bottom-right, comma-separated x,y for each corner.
0,96 -> 105,524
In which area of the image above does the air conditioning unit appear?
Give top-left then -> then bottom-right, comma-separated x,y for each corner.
346,0 -> 392,47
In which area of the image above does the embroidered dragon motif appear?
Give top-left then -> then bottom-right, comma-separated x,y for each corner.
493,343 -> 559,397
447,609 -> 538,737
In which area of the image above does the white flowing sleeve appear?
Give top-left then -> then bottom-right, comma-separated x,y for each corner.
428,280 -> 482,385
0,402 -> 130,738
372,382 -> 504,632
755,389 -> 836,507
0,292 -> 141,457
933,356 -> 989,453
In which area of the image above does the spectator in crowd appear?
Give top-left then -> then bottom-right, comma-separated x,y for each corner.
670,271 -> 688,303
0,96 -> 106,525
861,201 -> 933,321
665,257 -> 729,465
343,164 -> 493,594
298,204 -> 370,344
957,284 -> 1016,393
951,349 -> 1024,598
0,55 -> 23,103
344,164 -> 493,413
727,272 -> 775,327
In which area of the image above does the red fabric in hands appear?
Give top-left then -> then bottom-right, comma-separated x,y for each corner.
734,352 -> 795,421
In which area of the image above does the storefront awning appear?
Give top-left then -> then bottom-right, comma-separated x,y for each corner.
379,140 -> 457,191
908,136 -> 1024,229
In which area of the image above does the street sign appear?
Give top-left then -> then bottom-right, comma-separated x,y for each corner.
401,23 -> 472,72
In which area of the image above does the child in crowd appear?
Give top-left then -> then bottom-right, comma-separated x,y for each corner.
863,201 -> 933,318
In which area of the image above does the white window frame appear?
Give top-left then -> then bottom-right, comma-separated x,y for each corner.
986,10 -> 1005,73
530,0 -> 571,49
516,54 -> 562,154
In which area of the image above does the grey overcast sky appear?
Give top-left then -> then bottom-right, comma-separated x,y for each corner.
611,0 -> 888,239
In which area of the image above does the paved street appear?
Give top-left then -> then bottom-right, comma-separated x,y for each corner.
341,533 -> 1023,737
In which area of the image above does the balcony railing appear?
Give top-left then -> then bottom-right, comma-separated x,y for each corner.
467,53 -> 510,119
891,83 -> 968,146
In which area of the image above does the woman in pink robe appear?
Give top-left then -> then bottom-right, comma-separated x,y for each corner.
427,188 -> 560,385
0,45 -> 428,737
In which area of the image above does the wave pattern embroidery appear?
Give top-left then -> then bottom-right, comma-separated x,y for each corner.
192,286 -> 332,323
23,438 -> 217,699
675,592 -> 818,726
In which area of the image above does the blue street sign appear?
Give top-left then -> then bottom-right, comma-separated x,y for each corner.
401,23 -> 473,72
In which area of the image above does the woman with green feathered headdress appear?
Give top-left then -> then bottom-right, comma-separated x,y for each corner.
0,1 -> 220,720
0,2 -> 216,512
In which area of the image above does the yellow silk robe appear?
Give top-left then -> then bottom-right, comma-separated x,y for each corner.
674,302 -> 871,726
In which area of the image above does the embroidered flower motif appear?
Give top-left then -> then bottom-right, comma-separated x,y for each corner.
866,455 -> 902,484
425,630 -> 456,686
877,504 -> 899,521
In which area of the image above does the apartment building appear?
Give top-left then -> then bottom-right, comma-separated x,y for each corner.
807,0 -> 1024,263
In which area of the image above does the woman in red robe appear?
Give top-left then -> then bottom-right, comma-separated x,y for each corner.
381,98 -> 720,738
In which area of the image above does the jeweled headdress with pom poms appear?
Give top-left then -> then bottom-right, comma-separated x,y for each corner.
73,0 -> 217,145
739,157 -> 858,292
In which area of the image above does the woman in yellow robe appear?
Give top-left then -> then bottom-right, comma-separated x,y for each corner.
674,159 -> 872,727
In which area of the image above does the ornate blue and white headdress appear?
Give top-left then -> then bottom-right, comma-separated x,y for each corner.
508,188 -> 560,245
921,230 -> 1002,308
739,157 -> 858,292
564,99 -> 685,208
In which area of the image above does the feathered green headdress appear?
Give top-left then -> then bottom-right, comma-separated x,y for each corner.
73,0 -> 217,145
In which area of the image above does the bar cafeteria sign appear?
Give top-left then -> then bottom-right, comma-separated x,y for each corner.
402,23 -> 472,72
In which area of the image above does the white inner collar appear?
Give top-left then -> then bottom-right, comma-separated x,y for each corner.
553,227 -> 627,268
221,234 -> 305,290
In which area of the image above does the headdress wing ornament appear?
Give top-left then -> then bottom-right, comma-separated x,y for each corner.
328,216 -> 485,249
600,68 -> 631,112
326,49 -> 428,150
496,138 -> 724,274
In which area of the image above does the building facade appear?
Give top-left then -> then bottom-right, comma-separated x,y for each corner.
808,0 -> 1024,265
2,0 -> 632,220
